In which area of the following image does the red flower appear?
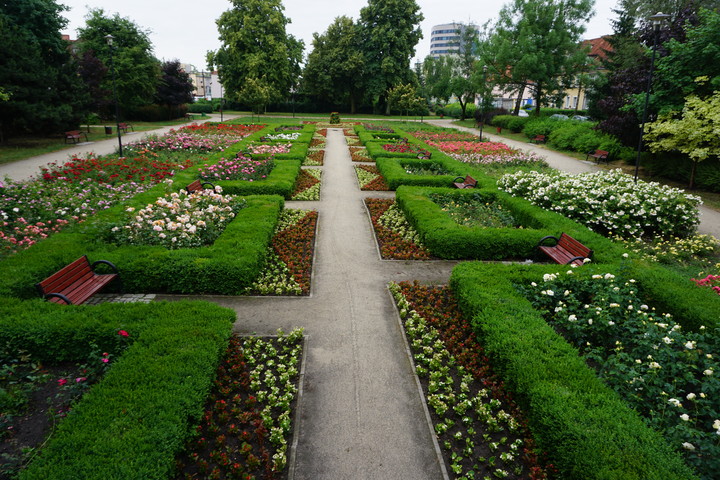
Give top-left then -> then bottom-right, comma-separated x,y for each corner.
118,330 -> 130,337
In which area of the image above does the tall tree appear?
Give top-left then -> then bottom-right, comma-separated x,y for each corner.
0,0 -> 89,139
448,25 -> 482,120
155,60 -> 194,107
303,16 -> 365,113
358,0 -> 424,114
76,9 -> 160,114
482,0 -> 594,115
422,56 -> 455,106
211,0 -> 303,107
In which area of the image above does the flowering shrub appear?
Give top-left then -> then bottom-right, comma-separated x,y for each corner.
429,193 -> 520,228
365,199 -> 431,260
291,169 -> 321,201
390,282 -> 551,479
260,132 -> 301,141
521,271 -> 720,478
175,329 -> 304,479
692,274 -> 720,296
199,155 -> 274,182
107,189 -> 246,249
498,169 -> 702,240
245,144 -> 292,155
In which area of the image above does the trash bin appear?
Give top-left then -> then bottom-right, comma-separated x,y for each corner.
496,127 -> 502,134
104,126 -> 112,134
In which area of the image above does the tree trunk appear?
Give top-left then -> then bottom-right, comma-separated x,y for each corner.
458,97 -> 467,120
349,94 -> 356,115
689,160 -> 697,189
513,84 -> 525,115
534,83 -> 542,116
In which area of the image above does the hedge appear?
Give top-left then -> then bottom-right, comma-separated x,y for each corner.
395,186 -> 623,262
450,262 -> 699,480
0,297 -> 235,480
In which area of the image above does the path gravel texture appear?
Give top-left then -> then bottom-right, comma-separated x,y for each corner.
158,129 -> 457,479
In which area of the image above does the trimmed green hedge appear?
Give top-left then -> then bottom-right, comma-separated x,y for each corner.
396,186 -> 623,262
0,297 -> 235,480
450,262 -> 699,480
0,194 -> 283,298
376,157 -> 480,190
200,160 -> 301,198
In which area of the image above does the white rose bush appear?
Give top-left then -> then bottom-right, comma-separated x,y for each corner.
497,169 -> 702,240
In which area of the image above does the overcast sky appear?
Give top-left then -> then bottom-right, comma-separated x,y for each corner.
60,0 -> 620,70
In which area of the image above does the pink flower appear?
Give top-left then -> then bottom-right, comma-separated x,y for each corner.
118,330 -> 130,337
102,358 -> 109,363
75,377 -> 86,383
58,378 -> 67,386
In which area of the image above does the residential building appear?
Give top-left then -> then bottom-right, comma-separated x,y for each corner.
560,36 -> 613,111
429,23 -> 477,58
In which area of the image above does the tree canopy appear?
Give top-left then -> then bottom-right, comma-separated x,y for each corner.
211,0 -> 303,109
155,60 -> 195,107
358,0 -> 424,114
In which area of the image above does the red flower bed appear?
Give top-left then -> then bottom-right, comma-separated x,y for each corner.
306,150 -> 324,165
40,154 -> 192,184
292,170 -> 321,198
357,165 -> 390,191
273,211 -> 317,295
365,199 -> 432,260
316,129 -> 328,137
396,282 -> 554,479
178,123 -> 266,137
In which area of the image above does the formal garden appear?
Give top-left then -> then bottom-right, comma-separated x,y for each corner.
1,118 -> 719,480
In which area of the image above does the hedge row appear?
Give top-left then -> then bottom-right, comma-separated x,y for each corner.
450,262 -> 701,480
0,297 -> 235,480
375,157 -> 465,190
395,185 -> 623,263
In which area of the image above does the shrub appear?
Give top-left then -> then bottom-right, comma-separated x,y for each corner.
491,115 -> 530,132
186,103 -> 213,114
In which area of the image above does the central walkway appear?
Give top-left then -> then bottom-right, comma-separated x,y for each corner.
158,129 -> 458,479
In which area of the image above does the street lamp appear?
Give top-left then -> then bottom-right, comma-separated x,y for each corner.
217,65 -> 224,122
479,65 -> 488,141
634,12 -> 670,182
104,34 -> 123,157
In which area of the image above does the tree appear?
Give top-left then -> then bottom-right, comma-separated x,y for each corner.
358,0 -> 424,114
303,16 -> 365,113
76,50 -> 111,115
447,25 -> 482,120
387,83 -> 424,116
644,87 -> 720,188
211,0 -> 303,106
422,56 -> 455,106
76,9 -> 160,115
155,60 -> 194,107
0,0 -> 89,139
482,0 -> 594,115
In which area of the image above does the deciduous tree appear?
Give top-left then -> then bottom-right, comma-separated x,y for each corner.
155,60 -> 194,107
211,0 -> 303,106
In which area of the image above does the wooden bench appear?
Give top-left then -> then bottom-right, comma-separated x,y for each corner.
538,233 -> 592,266
417,150 -> 432,159
530,134 -> 546,144
186,179 -> 216,194
35,255 -> 120,305
586,149 -> 609,163
65,130 -> 88,144
118,122 -> 134,134
453,175 -> 477,189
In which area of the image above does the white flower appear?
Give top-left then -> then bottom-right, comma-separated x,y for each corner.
668,398 -> 682,407
662,337 -> 673,344
704,369 -> 714,376
680,414 -> 690,422
686,393 -> 696,401
682,442 -> 695,451
684,341 -> 696,350
568,315 -> 577,322
588,319 -> 593,325
713,419 -> 720,430
604,273 -> 615,280
609,303 -> 620,308
546,290 -> 554,296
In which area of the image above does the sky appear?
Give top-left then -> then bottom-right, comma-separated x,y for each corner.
59,0 -> 619,71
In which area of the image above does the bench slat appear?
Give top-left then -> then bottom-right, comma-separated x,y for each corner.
539,233 -> 592,266
48,275 -> 117,304
37,256 -> 118,305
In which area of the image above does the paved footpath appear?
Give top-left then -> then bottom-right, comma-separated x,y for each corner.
158,129 -> 457,479
427,119 -> 720,239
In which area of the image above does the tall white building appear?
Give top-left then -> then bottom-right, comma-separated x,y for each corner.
429,23 -> 477,58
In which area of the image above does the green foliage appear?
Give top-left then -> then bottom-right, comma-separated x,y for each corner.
0,0 -> 90,137
211,0 -> 303,105
0,298 -> 234,480
302,16 -> 365,113
387,83 -> 425,115
450,262 -> 701,480
155,60 -> 194,106
438,102 -> 476,120
76,9 -> 160,114
491,114 -> 529,132
186,103 -> 213,114
376,157 -> 467,190
358,0 -> 424,113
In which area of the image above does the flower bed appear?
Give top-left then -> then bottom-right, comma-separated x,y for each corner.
404,162 -> 453,176
245,144 -> 292,155
365,199 -> 431,260
429,192 -> 521,228
355,165 -> 389,191
382,143 -> 428,156
199,155 -> 274,182
39,154 -> 191,184
175,329 -> 304,480
178,123 -> 265,137
260,132 -> 301,142
124,131 -> 241,154
426,141 -> 515,156
498,169 -> 702,240
309,137 -> 326,149
449,151 -> 548,169
250,210 -> 317,296
390,282 -> 552,479
107,189 -> 246,249
363,124 -> 394,133
291,169 -> 321,201
408,131 -> 481,142
304,150 -> 324,166
521,270 -> 720,478
693,274 -> 720,296
350,147 -> 372,162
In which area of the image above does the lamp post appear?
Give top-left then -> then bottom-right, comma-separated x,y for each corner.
217,65 -> 224,122
105,34 -> 123,157
634,12 -> 670,182
479,65 -> 488,141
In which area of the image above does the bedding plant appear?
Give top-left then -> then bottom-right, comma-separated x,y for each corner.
365,199 -> 431,260
199,155 -> 274,182
174,329 -> 304,480
521,270 -> 720,479
245,144 -> 292,156
355,165 -> 389,191
390,282 -> 552,480
429,193 -> 520,229
291,169 -> 321,201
